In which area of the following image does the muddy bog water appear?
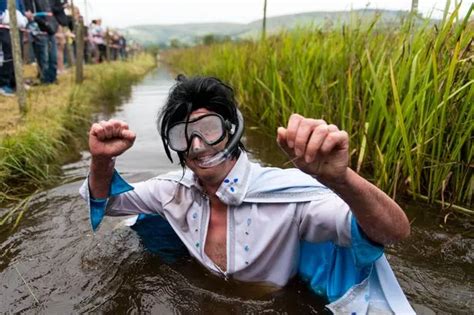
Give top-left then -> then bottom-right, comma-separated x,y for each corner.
0,68 -> 472,314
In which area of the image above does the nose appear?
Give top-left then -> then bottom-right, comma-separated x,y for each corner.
189,135 -> 205,153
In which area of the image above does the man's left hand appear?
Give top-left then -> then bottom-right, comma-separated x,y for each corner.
277,113 -> 349,187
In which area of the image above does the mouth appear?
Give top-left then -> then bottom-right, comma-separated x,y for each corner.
186,145 -> 227,169
190,152 -> 220,168
194,153 -> 216,161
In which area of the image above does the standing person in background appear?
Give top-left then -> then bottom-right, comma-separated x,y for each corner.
118,34 -> 126,60
51,0 -> 67,74
0,0 -> 27,96
110,30 -> 120,61
88,19 -> 97,63
62,2 -> 77,67
24,0 -> 58,84
54,23 -> 65,73
90,18 -> 105,63
83,23 -> 91,63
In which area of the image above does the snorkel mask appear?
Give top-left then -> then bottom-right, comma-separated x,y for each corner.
164,108 -> 244,168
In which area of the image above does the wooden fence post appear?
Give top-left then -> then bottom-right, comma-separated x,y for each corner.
75,18 -> 84,83
262,0 -> 267,41
411,0 -> 419,13
7,0 -> 27,114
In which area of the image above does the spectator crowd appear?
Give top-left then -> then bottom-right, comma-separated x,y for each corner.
0,0 -> 130,96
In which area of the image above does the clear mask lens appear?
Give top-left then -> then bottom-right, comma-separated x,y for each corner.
165,109 -> 243,168
168,114 -> 226,152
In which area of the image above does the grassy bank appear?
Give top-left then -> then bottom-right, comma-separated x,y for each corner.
0,54 -> 156,205
165,7 -> 473,212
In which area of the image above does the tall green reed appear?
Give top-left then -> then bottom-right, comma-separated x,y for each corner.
165,5 -> 473,210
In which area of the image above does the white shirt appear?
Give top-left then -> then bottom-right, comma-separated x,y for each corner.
80,152 -> 353,287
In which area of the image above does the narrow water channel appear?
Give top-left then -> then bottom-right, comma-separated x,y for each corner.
0,68 -> 472,314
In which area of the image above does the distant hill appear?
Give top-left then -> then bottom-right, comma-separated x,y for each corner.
123,9 -> 409,46
124,23 -> 250,46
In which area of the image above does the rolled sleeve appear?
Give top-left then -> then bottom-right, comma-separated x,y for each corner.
298,192 -> 352,246
350,215 -> 384,268
298,192 -> 384,265
79,170 -> 167,232
79,170 -> 134,231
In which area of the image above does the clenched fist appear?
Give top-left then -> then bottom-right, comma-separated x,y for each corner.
277,113 -> 349,186
89,119 -> 136,160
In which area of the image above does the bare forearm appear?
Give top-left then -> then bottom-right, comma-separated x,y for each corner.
88,157 -> 115,199
325,168 -> 410,245
276,114 -> 410,244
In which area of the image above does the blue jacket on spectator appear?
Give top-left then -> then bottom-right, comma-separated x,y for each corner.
0,0 -> 25,14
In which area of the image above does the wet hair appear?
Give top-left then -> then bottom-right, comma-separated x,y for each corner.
158,74 -> 245,167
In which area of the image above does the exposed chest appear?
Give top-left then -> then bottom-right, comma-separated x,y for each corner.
204,200 -> 228,271
162,190 -> 301,281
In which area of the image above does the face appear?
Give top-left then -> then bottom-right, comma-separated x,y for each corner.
182,108 -> 236,187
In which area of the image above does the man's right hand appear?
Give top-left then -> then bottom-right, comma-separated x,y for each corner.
89,119 -> 136,160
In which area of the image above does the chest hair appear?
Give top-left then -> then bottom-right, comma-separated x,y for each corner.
204,198 -> 228,271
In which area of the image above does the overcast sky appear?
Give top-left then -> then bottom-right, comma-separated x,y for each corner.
74,0 -> 472,28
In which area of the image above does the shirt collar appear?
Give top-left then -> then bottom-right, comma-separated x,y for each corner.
187,151 -> 252,206
214,151 -> 252,206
